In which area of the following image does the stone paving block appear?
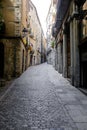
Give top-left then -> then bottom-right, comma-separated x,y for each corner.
81,100 -> 87,105
50,128 -> 64,130
1,63 -> 87,129
58,94 -> 77,103
76,123 -> 87,130
66,105 -> 87,122
31,127 -> 39,130
64,128 -> 72,130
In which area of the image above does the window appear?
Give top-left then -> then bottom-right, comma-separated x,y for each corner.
81,1 -> 87,38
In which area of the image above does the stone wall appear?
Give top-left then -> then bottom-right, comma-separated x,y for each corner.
0,38 -> 26,80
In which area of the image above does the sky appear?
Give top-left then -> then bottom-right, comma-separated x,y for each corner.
31,0 -> 51,36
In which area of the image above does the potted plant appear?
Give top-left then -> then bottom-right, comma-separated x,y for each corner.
51,41 -> 55,48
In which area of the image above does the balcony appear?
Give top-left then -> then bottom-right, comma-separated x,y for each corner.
75,0 -> 86,6
29,32 -> 34,38
15,0 -> 21,6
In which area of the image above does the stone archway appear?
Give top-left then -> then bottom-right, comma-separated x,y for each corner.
0,43 -> 4,78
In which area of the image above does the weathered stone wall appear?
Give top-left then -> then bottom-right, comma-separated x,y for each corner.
1,39 -> 14,79
0,39 -> 26,80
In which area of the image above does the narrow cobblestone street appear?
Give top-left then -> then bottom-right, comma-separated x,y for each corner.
0,63 -> 87,130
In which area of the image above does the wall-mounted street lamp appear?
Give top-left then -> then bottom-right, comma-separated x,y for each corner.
22,27 -> 28,37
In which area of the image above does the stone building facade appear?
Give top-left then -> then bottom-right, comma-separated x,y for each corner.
50,0 -> 87,93
0,0 -> 30,80
46,0 -> 57,66
0,0 -> 46,80
0,39 -> 26,79
27,0 -> 46,65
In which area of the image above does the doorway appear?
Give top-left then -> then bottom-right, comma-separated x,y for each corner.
0,43 -> 4,78
80,42 -> 87,89
66,23 -> 71,79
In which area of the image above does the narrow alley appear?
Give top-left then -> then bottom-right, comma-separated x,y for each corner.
0,63 -> 87,130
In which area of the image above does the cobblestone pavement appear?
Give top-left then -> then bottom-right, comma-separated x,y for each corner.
0,63 -> 87,130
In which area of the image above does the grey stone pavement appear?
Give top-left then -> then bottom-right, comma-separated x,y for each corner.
0,63 -> 87,130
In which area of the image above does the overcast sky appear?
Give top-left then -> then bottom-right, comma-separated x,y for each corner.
31,0 -> 51,36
